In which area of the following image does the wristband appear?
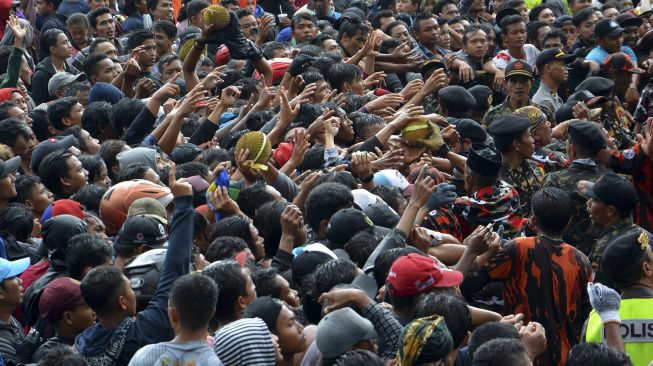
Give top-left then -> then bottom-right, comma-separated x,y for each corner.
436,144 -> 450,158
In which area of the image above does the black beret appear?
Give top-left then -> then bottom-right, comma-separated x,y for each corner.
601,229 -> 651,283
488,114 -> 531,139
438,86 -> 476,113
567,120 -> 606,153
467,143 -> 502,177
567,90 -> 595,103
555,102 -> 575,123
455,119 -> 487,143
575,77 -> 615,97
468,85 -> 494,112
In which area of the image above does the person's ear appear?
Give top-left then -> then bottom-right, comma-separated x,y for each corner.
319,219 -> 329,237
62,310 -> 74,325
23,199 -> 34,210
168,303 -> 178,324
237,296 -> 248,311
342,82 -> 352,93
118,294 -> 128,311
62,117 -> 73,128
60,176 -> 71,190
642,258 -> 653,278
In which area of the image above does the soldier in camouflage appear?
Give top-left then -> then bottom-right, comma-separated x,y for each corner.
542,120 -> 605,255
514,106 -> 569,173
482,60 -> 534,127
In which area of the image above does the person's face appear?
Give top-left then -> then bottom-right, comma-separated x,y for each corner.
449,22 -> 464,35
336,113 -> 354,142
249,223 -> 265,261
53,33 -> 73,59
543,36 -> 564,50
138,39 -> 157,67
8,106 -> 31,126
89,0 -> 109,9
602,7 -> 618,19
240,15 -> 259,42
503,22 -> 526,48
506,75 -> 532,101
112,59 -> 123,74
69,24 -> 89,48
242,268 -> 257,305
30,183 -> 54,216
0,276 -> 23,307
600,34 -> 623,53
571,0 -> 591,14
151,0 -> 174,21
160,59 -> 182,83
492,0 -> 506,12
276,305 -> 306,354
153,30 -> 173,56
293,19 -> 317,43
578,15 -> 596,42
536,25 -> 551,49
276,275 -> 299,307
464,29 -> 488,59
545,60 -> 568,82
85,215 -> 108,238
515,129 -> 535,158
640,18 -> 651,37
471,0 -> 485,13
322,38 -> 340,52
440,3 -> 460,19
311,80 -> 330,103
67,103 -> 85,127
516,3 -> 529,22
20,58 -> 31,88
12,135 -> 29,158
37,0 -> 53,16
623,25 -> 639,48
531,119 -> 552,147
538,8 -> 555,25
341,29 -> 369,57
438,28 -> 451,50
94,13 -> 116,38
92,57 -> 118,84
0,173 -> 17,200
68,303 -> 96,333
587,197 -> 613,227
65,155 -> 88,193
485,29 -> 496,55
378,16 -> 395,30
390,24 -> 411,44
94,41 -> 118,59
415,17 -> 440,48
80,129 -> 100,154
396,0 -> 416,13
10,92 -> 28,115
143,168 -> 163,186
311,0 -> 329,14
121,276 -> 138,316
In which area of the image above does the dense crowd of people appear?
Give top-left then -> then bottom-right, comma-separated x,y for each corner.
0,0 -> 651,363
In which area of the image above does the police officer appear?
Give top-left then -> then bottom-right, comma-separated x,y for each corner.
585,229 -> 653,366
482,60 -> 534,127
453,143 -> 525,238
578,172 -> 641,271
489,114 -> 544,217
543,120 -> 605,255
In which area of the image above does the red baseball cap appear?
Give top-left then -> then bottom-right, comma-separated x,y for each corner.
274,143 -> 293,168
386,253 -> 463,296
39,277 -> 87,323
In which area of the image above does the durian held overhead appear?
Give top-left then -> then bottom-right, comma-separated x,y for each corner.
202,5 -> 232,30
235,131 -> 272,171
400,117 -> 445,151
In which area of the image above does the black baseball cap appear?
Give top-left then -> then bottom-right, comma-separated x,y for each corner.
575,77 -> 615,97
578,172 -> 638,213
535,48 -> 576,69
594,18 -> 625,38
504,60 -> 534,80
552,15 -> 573,28
567,120 -> 607,153
326,208 -> 390,249
438,86 -> 476,114
118,215 -> 168,247
615,12 -> 643,28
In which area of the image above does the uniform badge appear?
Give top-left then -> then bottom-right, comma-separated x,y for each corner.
624,149 -> 635,159
638,231 -> 649,250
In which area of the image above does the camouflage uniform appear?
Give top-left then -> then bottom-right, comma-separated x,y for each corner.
633,79 -> 653,124
599,99 -> 635,150
422,93 -> 440,115
589,216 -> 641,273
542,161 -> 603,255
498,159 -> 545,217
452,180 -> 526,239
482,97 -> 532,128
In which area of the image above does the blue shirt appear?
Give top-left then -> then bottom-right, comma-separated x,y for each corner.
585,45 -> 638,64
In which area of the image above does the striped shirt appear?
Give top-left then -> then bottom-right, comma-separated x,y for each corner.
213,318 -> 275,366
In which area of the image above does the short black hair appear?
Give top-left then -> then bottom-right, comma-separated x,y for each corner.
0,204 -> 34,242
38,150 -> 74,194
127,29 -> 155,51
186,0 -> 210,18
80,265 -> 127,316
89,38 -> 112,53
467,322 -> 520,361
572,7 -> 594,27
66,234 -> 113,280
262,41 -> 290,59
251,268 -> 283,298
175,161 -> 209,179
115,163 -> 151,183
371,9 -> 394,29
72,184 -> 107,214
48,96 -> 79,131
305,182 -> 354,231
565,343 -> 632,366
413,13 -> 436,32
500,14 -> 524,31
291,12 -> 317,31
463,25 -> 486,44
334,350 -> 385,366
77,155 -> 105,185
526,21 -> 547,44
38,346 -> 87,366
532,187 -> 572,236
0,100 -> 19,121
83,52 -> 111,78
40,29 -> 64,56
254,201 -> 288,258
170,274 -> 218,331
152,19 -> 177,38
529,4 -> 552,22
202,260 -> 248,321
315,171 -> 357,190
200,148 -> 230,169
210,215 -> 256,254
88,6 -> 112,28
543,28 -> 567,47
472,338 -> 528,365
370,185 -> 404,214
82,101 -> 112,139
414,293 -> 472,349
337,18 -> 370,43
0,118 -> 32,148
433,0 -> 457,16
345,230 -> 380,268
30,109 -> 52,142
206,236 -> 248,262
328,63 -> 362,92
313,258 -> 358,295
350,111 -> 385,140
13,175 -> 44,206
111,98 -> 145,134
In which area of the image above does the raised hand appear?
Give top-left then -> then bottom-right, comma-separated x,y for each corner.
168,163 -> 193,197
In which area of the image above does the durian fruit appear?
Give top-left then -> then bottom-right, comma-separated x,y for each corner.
202,4 -> 232,30
236,131 -> 272,171
401,117 -> 431,142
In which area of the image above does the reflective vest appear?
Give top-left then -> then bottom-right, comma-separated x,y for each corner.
585,297 -> 653,366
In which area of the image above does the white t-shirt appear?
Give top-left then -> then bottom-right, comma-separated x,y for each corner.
492,44 -> 541,69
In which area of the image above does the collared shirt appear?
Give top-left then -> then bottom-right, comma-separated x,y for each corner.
532,82 -> 564,115
499,159 -> 545,217
482,97 -> 533,127
585,45 -> 638,64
